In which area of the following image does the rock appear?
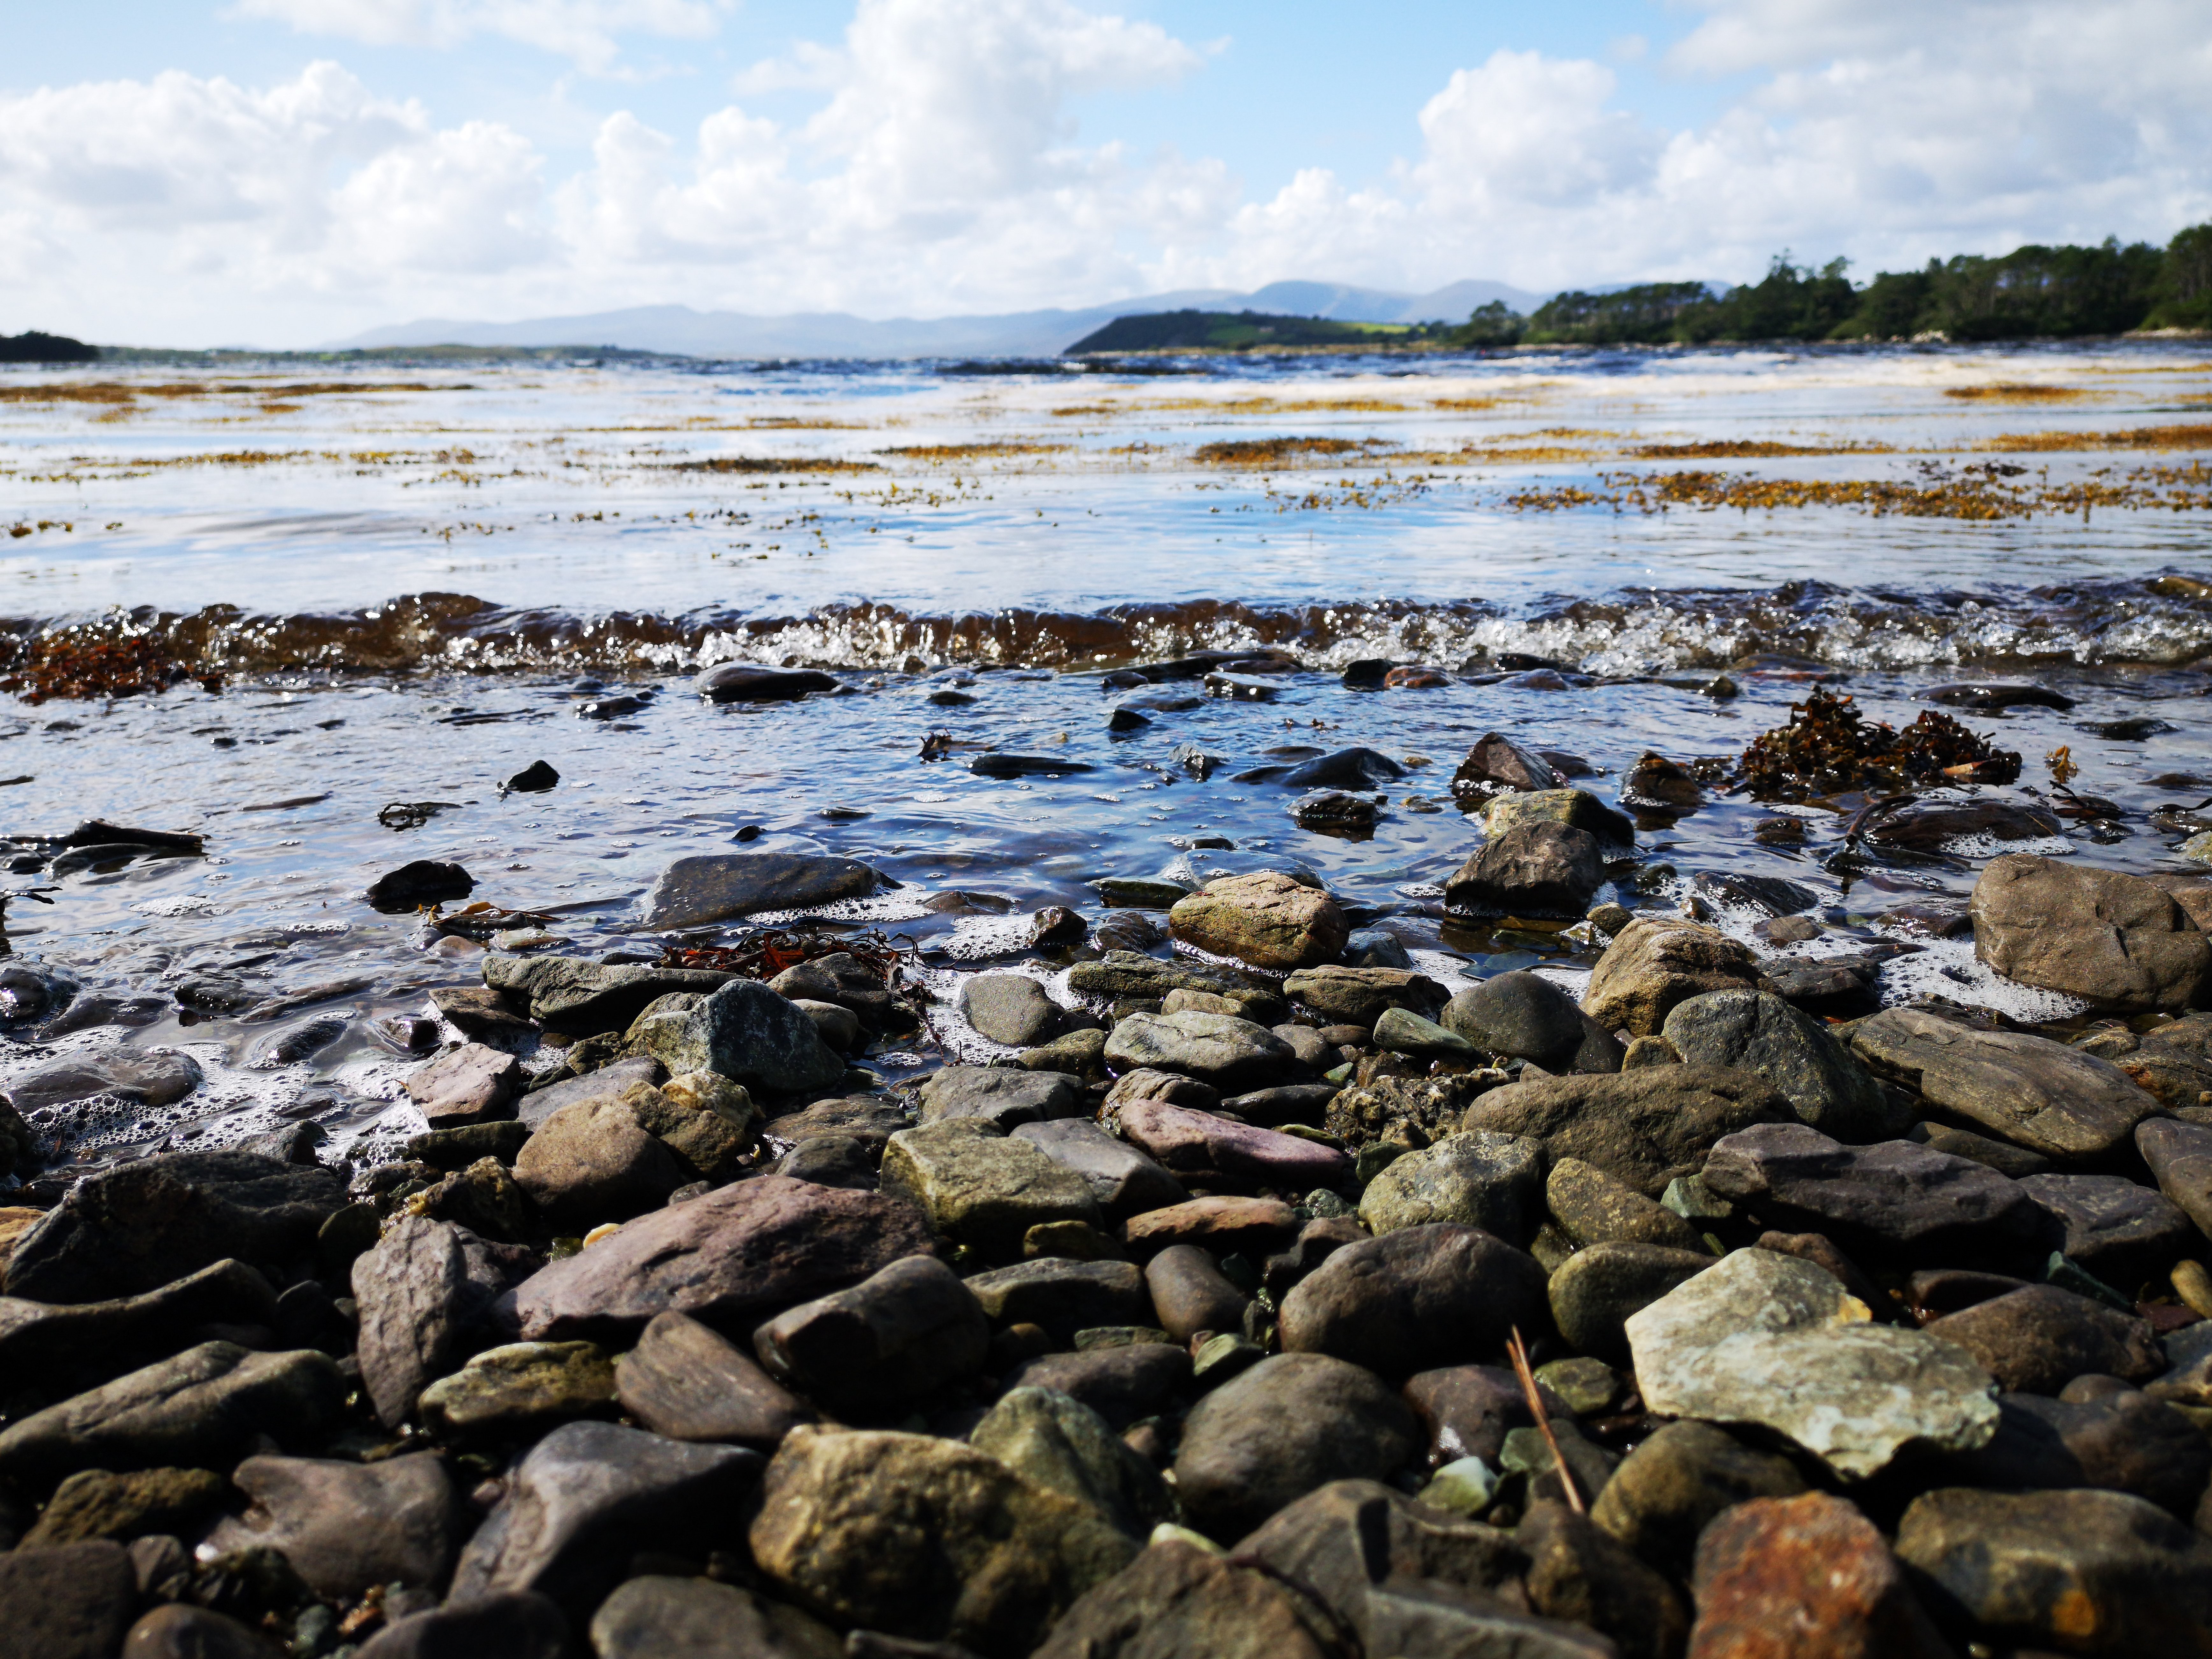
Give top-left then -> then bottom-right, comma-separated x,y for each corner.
1280,1223 -> 1548,1378
1911,1119 -> 2051,1178
450,1420 -> 762,1615
17,1467 -> 224,1548
1895,1486 -> 2212,1655
515,1056 -> 662,1128
1020,1029 -> 1109,1080
962,1259 -> 1147,1341
634,1075 -> 757,1180
1144,1246 -> 1249,1343
755,1256 -> 989,1417
1122,1195 -> 1296,1258
351,1592 -> 571,1659
1580,918 -> 1765,1037
483,956 -> 733,1038
1451,731 -> 1563,801
1466,1067 -> 1790,1197
1344,929 -> 1414,969
1370,1008 -> 1475,1059
793,998 -> 861,1052
919,1068 -> 1086,1130
1066,951 -> 1242,1001
418,1340 -> 617,1438
1482,788 -> 1635,850
2137,1117 -> 2212,1240
1002,1345 -> 1192,1430
1548,1242 -> 1715,1364
429,984 -> 534,1041
1444,822 -> 1604,918
2103,1008 -> 2212,1110
972,753 -> 1098,779
2020,1172 -> 2193,1287
1518,1500 -> 1688,1659
882,1120 -> 1104,1262
1658,991 -> 1902,1142
352,1216 -> 516,1429
202,1453 -> 459,1599
1972,852 -> 2212,1011
509,1176 -> 933,1344
1545,1157 -> 1708,1253
122,1604 -> 285,1659
615,1310 -> 817,1447
0,1342 -> 346,1490
1115,1100 -> 1352,1194
1029,1539 -> 1344,1659
970,1387 -> 1167,1538
963,976 -> 1073,1047
1358,1132 -> 1544,1243
366,860 -> 472,913
764,1093 -> 907,1152
695,663 -> 839,702
1624,1249 -> 2000,1480
1324,1075 -> 1489,1149
1401,1363 -> 1566,1466
1223,1082 -> 1339,1126
513,1096 -> 684,1225
1280,965 -> 1447,1027
8,1045 -> 203,1114
0,1259 -> 281,1414
1923,1285 -> 2162,1393
406,1043 -> 522,1129
624,979 -> 847,1098
1173,1353 -> 1419,1540
408,1119 -> 533,1169
0,1541 -> 139,1659
1440,971 -> 1619,1072
1011,1120 -> 1187,1222
588,1576 -> 839,1659
1945,1385 -> 2212,1515
641,852 -> 876,931
749,1425 -> 1135,1654
1849,1006 -> 2159,1159
1103,1012 -> 1296,1092
1701,1123 -> 2059,1269
1589,1420 -> 1805,1576
1105,1068 -> 1221,1111
1688,1491 -> 1950,1659
1167,873 -> 1348,972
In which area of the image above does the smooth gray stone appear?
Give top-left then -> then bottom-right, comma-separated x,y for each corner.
6,1047 -> 203,1112
641,853 -> 876,931
1660,989 -> 1905,1142
961,975 -> 1074,1047
624,979 -> 846,1097
1011,1118 -> 1188,1222
517,1057 -> 663,1129
204,1453 -> 460,1600
918,1067 -> 1086,1129
483,954 -> 734,1037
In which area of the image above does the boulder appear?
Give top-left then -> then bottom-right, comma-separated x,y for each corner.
1441,970 -> 1621,1072
1450,731 -> 1562,801
352,1216 -> 517,1429
1624,1249 -> 2001,1480
1280,965 -> 1447,1027
1972,852 -> 2212,1011
641,852 -> 876,931
482,954 -> 735,1036
404,1043 -> 521,1129
881,1120 -> 1104,1262
1443,822 -> 1604,918
1279,1223 -> 1549,1379
1114,1100 -> 1353,1193
1545,1157 -> 1708,1253
508,1176 -> 934,1344
4,1151 -> 344,1305
1579,918 -> 1764,1037
754,1255 -> 989,1418
513,1095 -> 685,1225
1481,788 -> 1634,850
919,1067 -> 1087,1130
0,1541 -> 139,1659
1848,1006 -> 2159,1159
203,1453 -> 460,1600
624,979 -> 848,1097
748,1426 -> 1136,1656
2137,1117 -> 2212,1240
1465,1067 -> 1790,1196
1029,1539 -> 1344,1659
1945,1386 -> 2212,1516
962,976 -> 1074,1046
1548,1242 -> 1715,1364
1923,1285 -> 2163,1394
1659,991 -> 1904,1142
1011,1119 -> 1188,1223
1357,1132 -> 1544,1243
969,1387 -> 1168,1538
1689,1492 -> 1950,1659
1589,1420 -> 1806,1576
1167,873 -> 1348,972
1102,1012 -> 1295,1092
2020,1171 -> 2194,1287
614,1310 -> 817,1448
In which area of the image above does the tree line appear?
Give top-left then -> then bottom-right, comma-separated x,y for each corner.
1463,222 -> 2212,347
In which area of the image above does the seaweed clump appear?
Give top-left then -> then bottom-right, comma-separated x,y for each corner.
1739,687 -> 2019,796
0,628 -> 208,705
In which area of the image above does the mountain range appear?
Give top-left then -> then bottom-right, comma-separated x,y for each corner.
326,278 -> 1550,360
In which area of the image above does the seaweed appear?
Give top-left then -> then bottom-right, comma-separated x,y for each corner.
1738,687 -> 2020,796
658,927 -> 913,985
0,628 -> 204,704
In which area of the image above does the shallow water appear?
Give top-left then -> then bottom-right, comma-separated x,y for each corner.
2,340 -> 2210,1176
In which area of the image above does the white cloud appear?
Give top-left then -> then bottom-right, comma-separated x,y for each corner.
228,0 -> 730,74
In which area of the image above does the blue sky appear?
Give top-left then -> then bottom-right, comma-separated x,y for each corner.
4,0 -> 2208,345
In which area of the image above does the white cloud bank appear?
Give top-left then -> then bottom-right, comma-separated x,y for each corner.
4,0 -> 2210,344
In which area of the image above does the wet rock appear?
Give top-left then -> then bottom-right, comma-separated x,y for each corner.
1850,1006 -> 2160,1158
1580,918 -> 1765,1037
351,1591 -> 570,1659
756,1255 -> 988,1417
695,663 -> 839,702
1066,951 -> 1241,1001
589,1576 -> 838,1659
366,860 -> 472,913
1115,1100 -> 1353,1193
1690,870 -> 1819,917
962,975 -> 1073,1047
449,1420 -> 763,1615
513,1094 -> 685,1225
351,1216 -> 516,1428
793,997 -> 862,1051
405,1042 -> 522,1129
624,979 -> 848,1097
1280,964 -> 1447,1027
768,953 -> 907,1031
1167,872 -> 1348,972
18,1467 -> 224,1548
510,1175 -> 932,1344
0,1258 -> 281,1413
7,1046 -> 203,1113
5,1150 -> 343,1305
1358,1131 -> 1544,1242
1548,1241 -> 1715,1364
1945,1385 -> 2212,1515
1268,747 -> 1403,788
503,759 -> 558,794
203,1453 -> 459,1600
1924,1285 -> 2161,1393
882,1120 -> 1104,1262
1344,929 -> 1415,969
1105,1068 -> 1220,1111
1011,1119 -> 1187,1222
1444,822 -> 1604,918
1019,1029 -> 1109,1079
1688,1491 -> 1949,1659
615,1310 -> 817,1447
2137,1116 -> 2212,1240
1223,1082 -> 1339,1126
970,1387 -> 1167,1538
972,753 -> 1097,779
0,1540 -> 139,1659
641,852 -> 876,931
0,1342 -> 345,1490
1124,1195 -> 1297,1258
1029,1538 -> 1344,1659
1895,1486 -> 2212,1655
1624,1249 -> 2001,1480
749,1425 -> 1135,1655
1518,1500 -> 1688,1659
1868,798 -> 2061,853
484,955 -> 735,1037
764,1093 -> 907,1153
418,1340 -> 617,1437
1002,1344 -> 1192,1430
1105,1010 -> 1296,1090
0,962 -> 76,1029
919,1067 -> 1086,1130
1972,852 -> 2212,1011
2020,1171 -> 2192,1287
1450,731 -> 1562,802
1280,1223 -> 1548,1378
1173,1353 -> 1419,1540
1481,787 -> 1636,850
1659,990 -> 1904,1142
1702,1122 -> 2059,1269
1589,1420 -> 1806,1577
1466,1066 -> 1790,1197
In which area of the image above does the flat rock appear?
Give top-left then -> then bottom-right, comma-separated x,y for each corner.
0,1258 -> 280,1413
1659,990 -> 1904,1142
918,1067 -> 1086,1130
352,1592 -> 570,1659
1546,1157 -> 1708,1252
1444,822 -> 1603,918
482,955 -> 735,1037
1280,1222 -> 1548,1378
204,1452 -> 460,1600
615,1310 -> 817,1448
881,1120 -> 1104,1262
1972,852 -> 2212,1011
17,1466 -> 224,1548
1623,1248 -> 2001,1480
1849,1005 -> 2159,1159
1121,1194 -> 1295,1257
352,1216 -> 516,1429
754,1255 -> 988,1418
1012,1119 -> 1187,1222
1280,964 -> 1447,1027
641,852 -> 877,931
405,1043 -> 522,1128
515,1056 -> 662,1129
1358,1131 -> 1543,1242
1065,951 -> 1241,1001
513,1095 -> 684,1225
1464,1066 -> 1791,1196
623,979 -> 848,1097
1689,1491 -> 1950,1659
418,1340 -> 617,1438
508,1176 -> 934,1344
1167,872 -> 1348,972
694,663 -> 838,702
1104,1011 -> 1296,1091
961,1258 -> 1148,1341
1001,1344 -> 1191,1430
2020,1171 -> 2194,1286
1115,1100 -> 1353,1193
1579,918 -> 1765,1037
962,975 -> 1074,1047
6,1047 -> 203,1112
1923,1284 -> 2163,1393
588,1577 -> 839,1659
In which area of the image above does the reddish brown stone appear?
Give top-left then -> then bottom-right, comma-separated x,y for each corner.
1122,1196 -> 1298,1258
1689,1492 -> 1948,1659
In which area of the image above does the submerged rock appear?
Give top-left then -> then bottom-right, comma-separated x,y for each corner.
640,852 -> 877,931
1167,872 -> 1348,971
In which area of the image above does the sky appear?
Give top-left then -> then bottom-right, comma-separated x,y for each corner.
4,0 -> 2209,347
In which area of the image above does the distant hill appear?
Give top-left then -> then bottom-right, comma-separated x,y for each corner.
1066,310 -> 1459,354
0,331 -> 98,363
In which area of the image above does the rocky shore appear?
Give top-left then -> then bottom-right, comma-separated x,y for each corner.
6,711 -> 2212,1658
